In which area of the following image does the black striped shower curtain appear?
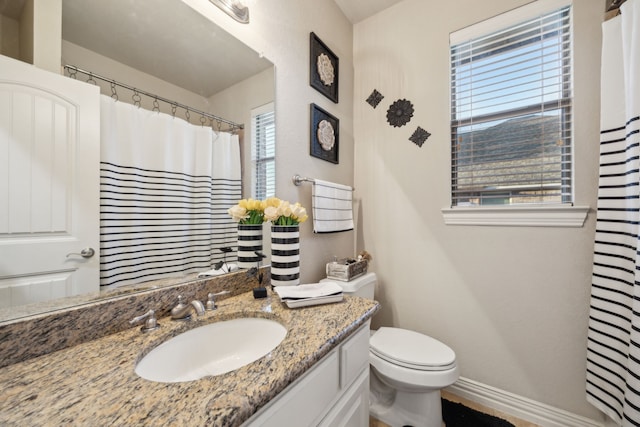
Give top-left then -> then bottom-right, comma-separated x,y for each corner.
587,1 -> 640,424
98,96 -> 241,288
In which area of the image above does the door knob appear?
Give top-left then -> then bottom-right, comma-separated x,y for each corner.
66,247 -> 95,258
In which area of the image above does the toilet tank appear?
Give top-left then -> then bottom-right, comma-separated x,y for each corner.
321,272 -> 377,299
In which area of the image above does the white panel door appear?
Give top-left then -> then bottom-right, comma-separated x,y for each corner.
0,55 -> 100,308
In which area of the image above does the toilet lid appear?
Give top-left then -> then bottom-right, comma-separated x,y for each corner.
370,327 -> 456,371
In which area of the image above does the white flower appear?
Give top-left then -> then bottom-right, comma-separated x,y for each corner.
264,205 -> 280,222
262,197 -> 308,225
291,203 -> 307,220
280,201 -> 292,218
228,205 -> 248,222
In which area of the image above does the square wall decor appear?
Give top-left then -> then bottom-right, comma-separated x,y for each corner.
310,32 -> 339,103
310,103 -> 339,164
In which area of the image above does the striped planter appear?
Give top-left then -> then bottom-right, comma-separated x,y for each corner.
237,224 -> 263,269
270,225 -> 300,286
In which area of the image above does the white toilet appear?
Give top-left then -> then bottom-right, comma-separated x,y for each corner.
322,272 -> 459,427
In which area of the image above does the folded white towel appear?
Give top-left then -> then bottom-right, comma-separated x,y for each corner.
312,179 -> 354,233
197,263 -> 238,277
274,281 -> 343,300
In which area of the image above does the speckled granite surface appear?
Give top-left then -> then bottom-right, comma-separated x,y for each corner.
0,268 -> 270,368
0,288 -> 379,426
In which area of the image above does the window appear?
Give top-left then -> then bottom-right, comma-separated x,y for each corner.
450,1 -> 572,208
251,103 -> 275,199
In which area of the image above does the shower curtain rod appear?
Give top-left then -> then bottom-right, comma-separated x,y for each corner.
63,64 -> 244,131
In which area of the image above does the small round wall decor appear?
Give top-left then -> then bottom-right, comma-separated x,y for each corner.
317,53 -> 335,86
317,119 -> 335,151
386,99 -> 414,127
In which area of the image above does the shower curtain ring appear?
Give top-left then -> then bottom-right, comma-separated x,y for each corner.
132,90 -> 142,107
110,82 -> 118,100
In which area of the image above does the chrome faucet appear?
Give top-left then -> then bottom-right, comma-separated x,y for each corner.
130,309 -> 159,332
171,295 -> 206,320
206,290 -> 231,311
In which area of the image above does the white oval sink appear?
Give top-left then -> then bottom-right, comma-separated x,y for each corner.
135,317 -> 287,383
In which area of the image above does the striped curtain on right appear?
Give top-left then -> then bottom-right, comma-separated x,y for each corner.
587,1 -> 640,424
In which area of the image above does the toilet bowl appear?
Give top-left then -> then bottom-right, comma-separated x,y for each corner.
369,326 -> 459,427
321,272 -> 459,427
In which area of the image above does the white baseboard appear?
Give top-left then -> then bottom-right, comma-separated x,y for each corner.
445,377 -> 604,427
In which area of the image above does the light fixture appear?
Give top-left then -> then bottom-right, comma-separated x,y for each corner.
209,0 -> 250,23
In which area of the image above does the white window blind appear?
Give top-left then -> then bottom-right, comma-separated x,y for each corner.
251,103 -> 275,200
450,2 -> 572,207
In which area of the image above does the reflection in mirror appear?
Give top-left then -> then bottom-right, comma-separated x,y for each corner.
0,0 -> 274,323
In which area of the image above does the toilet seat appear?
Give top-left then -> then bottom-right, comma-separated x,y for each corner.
370,327 -> 456,371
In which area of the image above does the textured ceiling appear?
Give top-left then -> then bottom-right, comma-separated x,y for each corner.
61,0 -> 272,98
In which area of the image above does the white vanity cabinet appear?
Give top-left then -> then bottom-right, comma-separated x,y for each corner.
244,321 -> 371,427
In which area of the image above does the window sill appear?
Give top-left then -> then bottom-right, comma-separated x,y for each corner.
441,205 -> 590,227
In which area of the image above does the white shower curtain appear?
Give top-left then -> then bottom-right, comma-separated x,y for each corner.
99,96 -> 241,288
587,1 -> 640,424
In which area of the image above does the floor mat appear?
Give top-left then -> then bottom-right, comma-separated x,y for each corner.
442,399 -> 516,427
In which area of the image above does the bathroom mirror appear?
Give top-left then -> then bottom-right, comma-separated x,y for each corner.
0,0 -> 274,323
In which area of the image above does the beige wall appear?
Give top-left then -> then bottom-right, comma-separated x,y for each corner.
0,15 -> 20,59
61,40 -> 213,115
188,0 -> 607,420
353,0 -> 605,422
207,67 -> 275,198
184,0 -> 357,281
0,0 -> 60,70
31,0 -> 61,73
18,0 -> 62,73
39,0 -> 608,420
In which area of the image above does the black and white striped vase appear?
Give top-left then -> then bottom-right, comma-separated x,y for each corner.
270,225 -> 300,286
237,224 -> 263,269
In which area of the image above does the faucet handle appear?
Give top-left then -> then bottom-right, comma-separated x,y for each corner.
206,290 -> 230,310
130,309 -> 159,332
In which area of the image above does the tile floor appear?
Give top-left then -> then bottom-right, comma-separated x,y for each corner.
368,390 -> 541,427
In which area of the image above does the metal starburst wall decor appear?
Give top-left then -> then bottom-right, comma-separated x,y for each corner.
386,99 -> 414,127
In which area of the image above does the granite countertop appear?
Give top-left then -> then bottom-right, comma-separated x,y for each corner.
0,289 -> 379,426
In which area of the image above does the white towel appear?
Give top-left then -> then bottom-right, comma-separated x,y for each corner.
197,263 -> 239,277
273,281 -> 343,300
312,179 -> 354,233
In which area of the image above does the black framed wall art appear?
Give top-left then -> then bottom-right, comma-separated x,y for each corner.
310,32 -> 339,103
310,103 -> 339,164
